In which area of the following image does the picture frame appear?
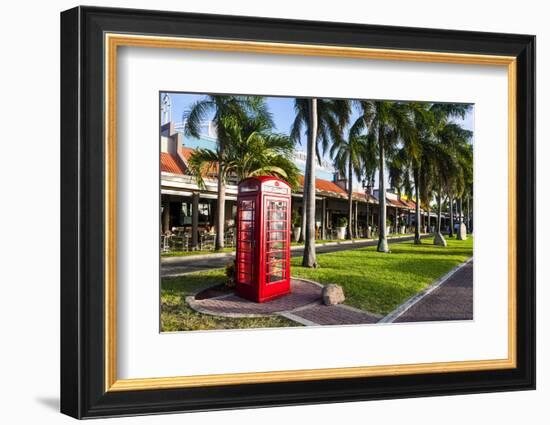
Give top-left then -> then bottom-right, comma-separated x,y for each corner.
60,5 -> 535,419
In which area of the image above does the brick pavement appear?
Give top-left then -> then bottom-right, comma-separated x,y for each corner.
289,304 -> 381,325
187,277 -> 381,325
188,278 -> 322,317
393,261 -> 473,323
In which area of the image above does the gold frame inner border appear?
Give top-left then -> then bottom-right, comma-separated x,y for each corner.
104,33 -> 517,392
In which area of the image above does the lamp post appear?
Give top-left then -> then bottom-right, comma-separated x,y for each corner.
362,179 -> 373,238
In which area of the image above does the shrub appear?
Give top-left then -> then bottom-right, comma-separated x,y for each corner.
337,216 -> 348,228
291,209 -> 301,227
225,261 -> 236,288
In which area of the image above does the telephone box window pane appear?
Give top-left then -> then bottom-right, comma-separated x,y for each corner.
267,250 -> 285,260
268,231 -> 285,241
240,221 -> 254,231
267,272 -> 284,283
240,210 -> 254,221
241,199 -> 254,208
238,240 -> 253,251
267,263 -> 285,284
269,211 -> 286,220
238,272 -> 253,284
239,230 -> 254,241
237,251 -> 254,263
266,261 -> 284,273
267,200 -> 287,221
268,200 -> 287,209
268,241 -> 286,251
269,221 -> 285,231
237,198 -> 255,286
266,259 -> 286,284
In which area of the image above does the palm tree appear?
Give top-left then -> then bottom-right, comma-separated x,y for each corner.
449,193 -> 455,237
359,136 -> 378,237
355,101 -> 415,252
454,138 -> 473,239
429,106 -> 473,241
419,152 -> 437,235
184,95 -> 272,250
401,102 -> 433,244
223,114 -> 300,184
330,118 -> 368,239
188,114 -> 299,188
291,98 -> 349,267
387,147 -> 412,234
429,103 -> 472,238
464,182 -> 473,233
430,133 -> 459,244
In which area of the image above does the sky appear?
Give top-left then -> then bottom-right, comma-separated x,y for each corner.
164,91 -> 474,141
162,92 -> 474,188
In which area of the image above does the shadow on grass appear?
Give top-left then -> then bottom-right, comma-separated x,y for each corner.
162,271 -> 225,296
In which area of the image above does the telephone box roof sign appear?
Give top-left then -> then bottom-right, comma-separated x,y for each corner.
235,176 -> 292,303
238,175 -> 290,190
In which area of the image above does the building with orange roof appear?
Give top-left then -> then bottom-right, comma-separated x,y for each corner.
160,121 -> 451,249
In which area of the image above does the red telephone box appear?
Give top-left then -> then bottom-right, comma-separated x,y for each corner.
235,176 -> 292,303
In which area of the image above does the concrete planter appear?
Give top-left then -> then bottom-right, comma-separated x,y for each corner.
336,227 -> 346,240
292,227 -> 301,242
434,232 -> 447,246
456,223 -> 468,240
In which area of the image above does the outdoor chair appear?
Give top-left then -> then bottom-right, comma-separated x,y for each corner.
225,230 -> 236,248
200,233 -> 216,251
160,234 -> 170,252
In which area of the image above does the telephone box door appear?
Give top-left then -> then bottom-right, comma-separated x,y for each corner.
261,196 -> 291,300
236,197 -> 256,289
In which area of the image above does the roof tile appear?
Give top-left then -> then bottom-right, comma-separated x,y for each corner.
297,175 -> 347,197
160,152 -> 186,174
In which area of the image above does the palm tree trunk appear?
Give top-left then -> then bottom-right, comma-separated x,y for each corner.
467,196 -> 471,233
299,171 -> 308,243
215,163 -> 225,250
302,98 -> 318,267
365,198 -> 370,238
347,156 -> 353,240
437,188 -> 442,233
355,202 -> 359,238
456,196 -> 466,240
449,194 -> 454,237
377,128 -> 389,252
414,167 -> 421,244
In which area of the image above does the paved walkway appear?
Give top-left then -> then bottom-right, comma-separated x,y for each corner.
285,304 -> 381,326
186,278 -> 381,325
390,260 -> 473,323
162,234 -> 430,277
187,278 -> 322,317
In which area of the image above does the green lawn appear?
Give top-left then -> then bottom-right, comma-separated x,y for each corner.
161,272 -> 299,332
290,236 -> 473,315
160,235 -> 473,331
